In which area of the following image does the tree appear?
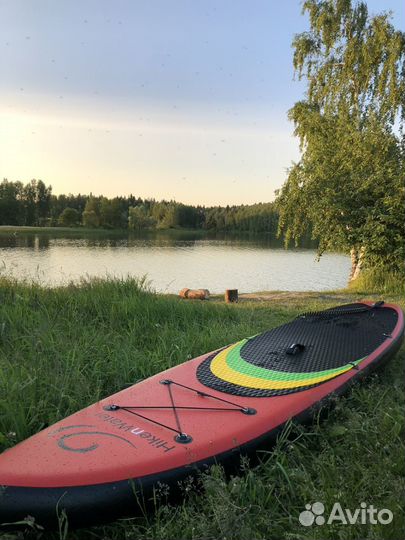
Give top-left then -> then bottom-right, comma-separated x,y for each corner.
23,180 -> 38,226
0,179 -> 24,225
276,0 -> 405,280
50,193 -> 88,225
99,197 -> 127,229
128,206 -> 156,230
58,207 -> 80,227
36,180 -> 52,225
82,197 -> 100,228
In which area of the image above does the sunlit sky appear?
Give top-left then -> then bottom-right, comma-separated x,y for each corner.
1,1 -> 403,206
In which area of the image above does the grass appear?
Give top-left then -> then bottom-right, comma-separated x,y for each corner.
348,268 -> 405,296
0,277 -> 404,540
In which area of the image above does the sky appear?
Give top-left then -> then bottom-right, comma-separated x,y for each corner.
0,1 -> 403,206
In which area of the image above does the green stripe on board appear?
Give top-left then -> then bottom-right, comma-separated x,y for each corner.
223,339 -> 364,382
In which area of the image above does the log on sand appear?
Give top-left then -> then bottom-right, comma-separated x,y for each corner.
179,288 -> 210,300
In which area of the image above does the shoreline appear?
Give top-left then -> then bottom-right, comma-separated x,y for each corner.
0,225 -> 317,246
0,225 -> 275,236
0,273 -> 401,304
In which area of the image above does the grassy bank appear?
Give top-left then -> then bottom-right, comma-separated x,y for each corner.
0,278 -> 404,540
348,268 -> 405,296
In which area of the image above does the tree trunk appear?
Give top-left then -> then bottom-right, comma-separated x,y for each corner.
349,247 -> 365,282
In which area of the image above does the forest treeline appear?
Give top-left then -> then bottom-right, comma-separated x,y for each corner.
0,179 -> 279,234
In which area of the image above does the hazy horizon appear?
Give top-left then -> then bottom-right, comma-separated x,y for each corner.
1,0 -> 403,206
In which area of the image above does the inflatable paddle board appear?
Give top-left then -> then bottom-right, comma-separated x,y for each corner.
0,301 -> 403,528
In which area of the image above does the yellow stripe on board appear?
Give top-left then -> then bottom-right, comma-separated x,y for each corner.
210,342 -> 353,390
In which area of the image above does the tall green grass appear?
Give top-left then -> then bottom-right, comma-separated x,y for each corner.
348,268 -> 405,295
0,277 -> 404,540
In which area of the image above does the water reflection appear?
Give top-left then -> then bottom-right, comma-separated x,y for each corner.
0,230 -> 349,292
0,230 -> 317,249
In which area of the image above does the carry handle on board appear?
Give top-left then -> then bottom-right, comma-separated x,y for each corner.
286,343 -> 305,355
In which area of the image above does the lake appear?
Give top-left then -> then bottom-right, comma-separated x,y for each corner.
0,230 -> 351,293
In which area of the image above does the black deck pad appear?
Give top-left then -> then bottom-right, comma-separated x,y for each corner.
196,304 -> 398,397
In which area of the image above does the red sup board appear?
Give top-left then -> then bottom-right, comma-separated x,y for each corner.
0,301 -> 403,528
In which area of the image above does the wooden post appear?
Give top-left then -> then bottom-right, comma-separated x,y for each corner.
225,289 -> 238,303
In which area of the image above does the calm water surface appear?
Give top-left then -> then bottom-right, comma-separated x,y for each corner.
0,230 -> 351,293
